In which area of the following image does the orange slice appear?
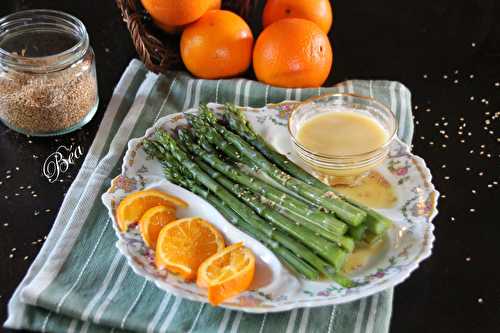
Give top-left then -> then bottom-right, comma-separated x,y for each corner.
139,205 -> 177,248
197,242 -> 255,306
116,189 -> 188,231
155,217 -> 225,281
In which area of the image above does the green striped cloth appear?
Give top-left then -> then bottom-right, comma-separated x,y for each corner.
5,59 -> 412,333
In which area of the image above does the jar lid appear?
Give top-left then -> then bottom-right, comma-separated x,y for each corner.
0,9 -> 89,73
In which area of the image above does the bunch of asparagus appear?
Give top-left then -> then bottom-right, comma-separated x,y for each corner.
143,103 -> 392,287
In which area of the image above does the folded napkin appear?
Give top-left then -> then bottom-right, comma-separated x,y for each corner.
5,59 -> 412,333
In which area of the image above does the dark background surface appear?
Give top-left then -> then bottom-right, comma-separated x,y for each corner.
1,0 -> 499,332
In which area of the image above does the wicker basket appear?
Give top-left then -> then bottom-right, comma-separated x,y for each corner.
116,0 -> 252,74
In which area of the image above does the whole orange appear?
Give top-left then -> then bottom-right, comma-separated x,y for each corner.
253,18 -> 332,88
262,0 -> 333,33
180,10 -> 254,79
141,0 -> 221,33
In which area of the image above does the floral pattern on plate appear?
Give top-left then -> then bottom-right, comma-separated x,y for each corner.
102,102 -> 438,313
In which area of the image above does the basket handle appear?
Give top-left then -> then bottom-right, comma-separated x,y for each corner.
115,0 -> 180,73
115,0 -> 252,73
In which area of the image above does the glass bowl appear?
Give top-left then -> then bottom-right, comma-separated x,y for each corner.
288,93 -> 397,185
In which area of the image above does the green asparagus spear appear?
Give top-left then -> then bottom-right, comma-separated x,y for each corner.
151,131 -> 343,278
349,223 -> 369,242
174,128 -> 348,236
198,107 -> 367,226
176,128 -> 347,270
160,161 -> 320,280
264,201 -> 356,253
210,199 -> 320,280
342,197 -> 392,235
223,103 -> 392,232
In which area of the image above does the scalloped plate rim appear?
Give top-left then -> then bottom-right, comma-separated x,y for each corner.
102,101 -> 438,313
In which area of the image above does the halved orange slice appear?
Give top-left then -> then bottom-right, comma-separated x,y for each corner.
116,189 -> 188,231
197,242 -> 255,306
139,205 -> 177,248
155,217 -> 225,281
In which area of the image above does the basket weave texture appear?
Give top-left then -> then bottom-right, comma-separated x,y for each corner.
116,0 -> 252,74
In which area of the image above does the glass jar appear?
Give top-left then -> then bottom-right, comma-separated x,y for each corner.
288,93 -> 397,185
0,9 -> 98,136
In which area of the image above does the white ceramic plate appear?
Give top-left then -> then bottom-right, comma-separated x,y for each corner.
102,102 -> 438,313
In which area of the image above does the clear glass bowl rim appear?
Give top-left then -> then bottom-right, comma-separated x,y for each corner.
0,9 -> 89,72
288,92 -> 398,160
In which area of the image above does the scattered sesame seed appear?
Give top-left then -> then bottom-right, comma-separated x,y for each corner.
470,96 -> 474,100
478,298 -> 483,303
444,176 -> 450,180
472,190 -> 476,194
441,164 -> 446,168
471,42 -> 476,47
34,210 -> 40,216
488,184 -> 492,188
423,74 -> 428,79
23,256 -> 28,261
441,144 -> 447,148
478,172 -> 484,176
451,217 -> 455,221
495,82 -> 499,87
44,209 -> 51,213
453,79 -> 459,84
9,254 -> 13,259
469,74 -> 474,79
3,223 -> 8,227
470,208 -> 475,212
465,257 -> 471,262
443,75 -> 448,79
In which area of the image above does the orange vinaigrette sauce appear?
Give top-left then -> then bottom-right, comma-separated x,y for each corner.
296,111 -> 389,156
342,238 -> 386,274
334,171 -> 397,209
